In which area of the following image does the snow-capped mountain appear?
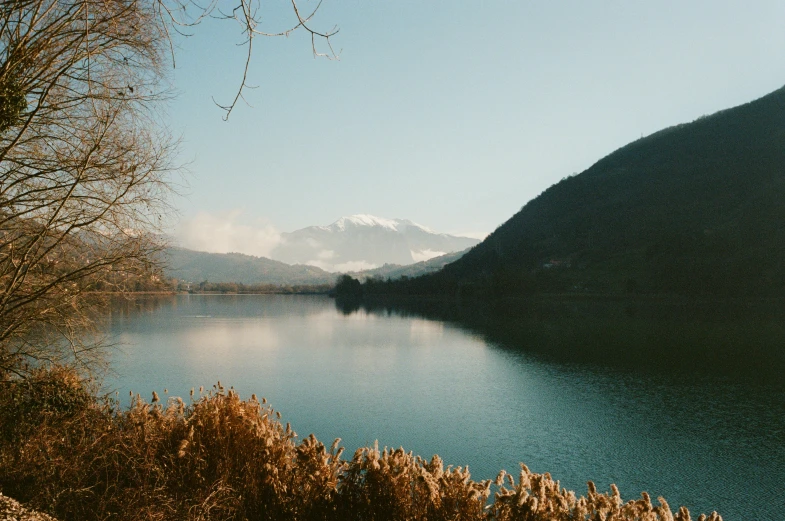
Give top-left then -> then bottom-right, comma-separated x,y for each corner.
269,214 -> 480,272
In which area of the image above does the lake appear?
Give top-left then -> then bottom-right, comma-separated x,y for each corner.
106,294 -> 785,520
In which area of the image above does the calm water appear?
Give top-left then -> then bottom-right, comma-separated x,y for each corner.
107,295 -> 785,521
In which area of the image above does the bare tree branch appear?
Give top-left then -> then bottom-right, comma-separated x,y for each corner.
1,0 -> 337,377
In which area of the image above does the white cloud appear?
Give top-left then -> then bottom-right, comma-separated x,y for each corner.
176,210 -> 281,258
410,249 -> 446,262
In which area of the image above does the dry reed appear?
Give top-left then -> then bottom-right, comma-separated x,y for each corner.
0,367 -> 723,521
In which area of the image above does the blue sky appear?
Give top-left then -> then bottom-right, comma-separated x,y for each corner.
168,0 -> 785,256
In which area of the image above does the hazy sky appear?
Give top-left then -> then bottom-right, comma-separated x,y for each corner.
168,0 -> 785,256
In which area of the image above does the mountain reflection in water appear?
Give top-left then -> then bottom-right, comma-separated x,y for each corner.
336,296 -> 785,382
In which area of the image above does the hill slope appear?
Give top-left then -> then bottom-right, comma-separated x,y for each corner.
164,248 -> 335,286
400,85 -> 785,297
351,248 -> 472,281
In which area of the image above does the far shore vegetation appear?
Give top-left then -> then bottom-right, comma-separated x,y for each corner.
169,280 -> 333,295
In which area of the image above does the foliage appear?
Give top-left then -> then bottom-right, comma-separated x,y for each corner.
0,366 -> 724,521
0,75 -> 26,132
0,366 -> 94,445
334,274 -> 363,298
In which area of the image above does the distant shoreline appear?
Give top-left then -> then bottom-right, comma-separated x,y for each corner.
103,288 -> 333,296
335,291 -> 785,306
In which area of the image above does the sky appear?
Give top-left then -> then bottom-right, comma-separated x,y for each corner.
167,0 -> 785,257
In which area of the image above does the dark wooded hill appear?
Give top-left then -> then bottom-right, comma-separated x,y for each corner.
368,85 -> 785,298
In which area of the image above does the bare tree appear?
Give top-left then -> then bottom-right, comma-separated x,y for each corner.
0,0 -> 337,377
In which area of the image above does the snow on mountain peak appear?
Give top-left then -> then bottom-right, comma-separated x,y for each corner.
272,214 -> 481,271
328,214 -> 429,232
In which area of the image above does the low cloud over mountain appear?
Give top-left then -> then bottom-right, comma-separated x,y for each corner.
269,215 -> 480,272
177,210 -> 281,258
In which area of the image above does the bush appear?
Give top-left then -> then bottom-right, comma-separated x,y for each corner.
0,366 -> 94,443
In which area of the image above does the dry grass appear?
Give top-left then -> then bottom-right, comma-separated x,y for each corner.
0,367 -> 723,521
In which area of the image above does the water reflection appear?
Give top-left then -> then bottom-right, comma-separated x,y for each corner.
338,296 -> 785,382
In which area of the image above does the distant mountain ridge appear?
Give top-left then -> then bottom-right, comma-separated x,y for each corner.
369,84 -> 785,298
269,214 -> 480,272
164,247 -> 334,286
164,235 -> 477,286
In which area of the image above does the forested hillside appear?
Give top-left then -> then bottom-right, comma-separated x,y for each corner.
367,85 -> 785,298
